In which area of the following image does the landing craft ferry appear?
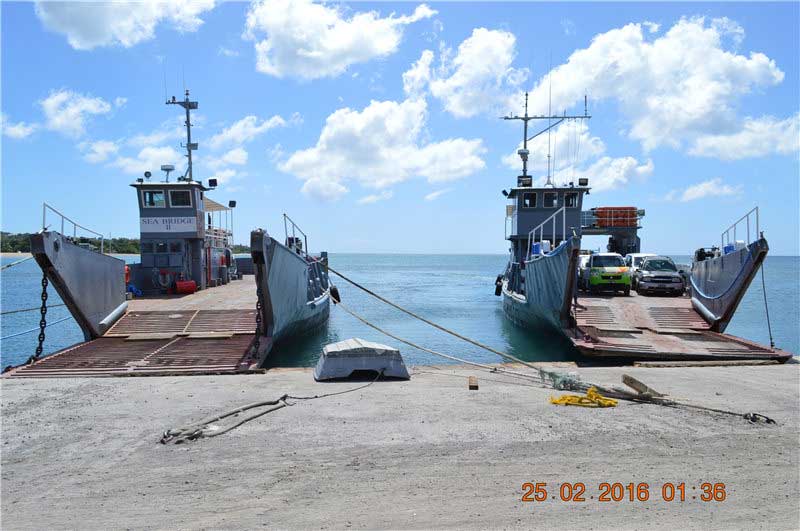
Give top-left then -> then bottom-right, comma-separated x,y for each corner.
6,91 -> 332,377
496,94 -> 790,363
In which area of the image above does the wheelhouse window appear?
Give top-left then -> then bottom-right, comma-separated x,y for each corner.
155,242 -> 168,253
169,241 -> 183,253
564,192 -> 579,208
142,190 -> 165,208
543,192 -> 558,208
169,190 -> 192,207
141,242 -> 154,253
521,192 -> 537,209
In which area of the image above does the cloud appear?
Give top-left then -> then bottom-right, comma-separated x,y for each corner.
206,147 -> 249,171
1,114 -> 38,139
673,178 -> 743,202
357,190 -> 393,205
244,0 -> 436,79
561,18 -> 576,36
114,97 -> 127,108
524,17 -> 784,152
573,156 -> 654,192
80,140 -> 119,163
300,177 -> 349,202
426,28 -> 528,118
280,98 -> 486,200
34,0 -> 216,50
689,113 -> 800,160
39,89 -> 112,137
218,46 -> 239,57
208,115 -> 286,149
128,119 -> 185,148
111,146 -> 182,175
208,168 -> 237,185
403,50 -> 433,97
424,188 -> 452,201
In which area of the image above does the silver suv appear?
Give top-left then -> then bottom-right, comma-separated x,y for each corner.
635,256 -> 684,296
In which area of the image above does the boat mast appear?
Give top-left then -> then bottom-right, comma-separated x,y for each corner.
503,92 -> 591,186
166,89 -> 198,182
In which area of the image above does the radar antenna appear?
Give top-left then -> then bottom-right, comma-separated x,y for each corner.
166,89 -> 198,182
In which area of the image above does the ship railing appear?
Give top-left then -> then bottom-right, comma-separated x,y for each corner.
283,213 -> 308,258
42,202 -> 105,254
721,206 -> 759,250
526,206 -> 566,261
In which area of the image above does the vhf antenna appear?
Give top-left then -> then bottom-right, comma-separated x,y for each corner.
166,89 -> 198,182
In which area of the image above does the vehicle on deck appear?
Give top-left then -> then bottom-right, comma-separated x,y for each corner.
635,256 -> 684,296
624,253 -> 656,288
584,253 -> 630,295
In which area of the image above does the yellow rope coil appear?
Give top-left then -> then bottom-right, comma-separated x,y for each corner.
550,387 -> 618,408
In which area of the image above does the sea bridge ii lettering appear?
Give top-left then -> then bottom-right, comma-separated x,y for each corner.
140,217 -> 198,233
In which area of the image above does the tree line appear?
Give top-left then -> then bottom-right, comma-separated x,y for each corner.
1,232 -> 249,254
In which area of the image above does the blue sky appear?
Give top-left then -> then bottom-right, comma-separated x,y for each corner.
2,1 -> 798,255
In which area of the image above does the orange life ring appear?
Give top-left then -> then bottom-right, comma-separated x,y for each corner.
125,265 -> 131,284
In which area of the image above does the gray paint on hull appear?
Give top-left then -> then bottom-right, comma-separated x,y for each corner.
501,236 -> 580,331
30,231 -> 126,340
251,230 -> 331,347
690,237 -> 769,332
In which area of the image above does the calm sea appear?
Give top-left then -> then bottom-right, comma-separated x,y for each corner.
1,254 -> 798,368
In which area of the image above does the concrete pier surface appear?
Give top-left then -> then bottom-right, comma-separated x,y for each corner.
2,362 -> 798,530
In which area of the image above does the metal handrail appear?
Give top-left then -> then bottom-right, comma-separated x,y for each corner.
526,206 -> 566,261
721,207 -> 759,249
283,213 -> 308,257
42,202 -> 105,253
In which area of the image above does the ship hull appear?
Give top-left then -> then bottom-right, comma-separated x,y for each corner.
690,237 -> 768,333
501,236 -> 580,331
251,231 -> 330,350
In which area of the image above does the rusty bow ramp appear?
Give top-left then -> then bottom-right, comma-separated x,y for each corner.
570,292 -> 791,362
5,309 -> 266,378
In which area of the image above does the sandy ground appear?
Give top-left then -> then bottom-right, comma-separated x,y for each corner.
2,362 -> 799,530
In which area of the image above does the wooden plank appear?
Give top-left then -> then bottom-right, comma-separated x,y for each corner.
622,374 -> 665,397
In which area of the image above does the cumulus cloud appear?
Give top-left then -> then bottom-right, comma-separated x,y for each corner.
280,98 -> 485,200
572,156 -> 654,193
427,28 -> 528,118
80,140 -> 119,163
39,89 -> 112,137
689,113 -> 800,160
208,168 -> 238,185
402,50 -> 434,97
524,17 -> 784,151
128,119 -> 185,148
1,114 -> 38,139
669,178 -> 743,202
208,115 -> 286,149
111,146 -> 182,175
424,188 -> 452,201
206,147 -> 248,170
357,190 -> 393,205
34,0 -> 216,50
244,0 -> 436,79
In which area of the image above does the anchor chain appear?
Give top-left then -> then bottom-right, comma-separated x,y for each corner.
252,267 -> 264,354
32,273 -> 49,363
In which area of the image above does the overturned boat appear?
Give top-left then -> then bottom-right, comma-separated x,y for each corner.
690,207 -> 769,332
250,215 -> 331,355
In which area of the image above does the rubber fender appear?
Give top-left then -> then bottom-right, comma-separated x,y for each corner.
330,285 -> 341,304
494,274 -> 503,296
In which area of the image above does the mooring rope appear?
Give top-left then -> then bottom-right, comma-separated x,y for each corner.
325,265 -> 580,390
0,255 -> 33,271
325,268 -> 777,424
759,266 -> 775,348
1,303 -> 66,316
160,370 -> 385,444
0,315 -> 72,341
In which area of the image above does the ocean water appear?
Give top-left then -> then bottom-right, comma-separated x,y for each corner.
1,254 -> 798,368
